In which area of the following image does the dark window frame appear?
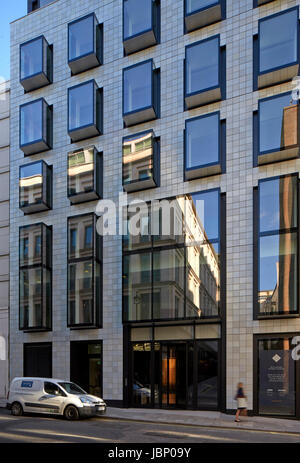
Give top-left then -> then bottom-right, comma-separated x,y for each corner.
253,91 -> 299,166
19,223 -> 52,332
19,160 -> 53,214
123,0 -> 160,55
184,111 -> 226,180
253,0 -> 275,7
122,58 -> 160,127
19,97 -> 53,155
67,213 -> 102,329
184,35 -> 225,110
68,13 -> 103,75
67,146 -> 103,204
253,6 -> 300,90
254,173 -> 300,320
68,79 -> 103,142
122,129 -> 160,192
122,188 -> 224,323
184,0 -> 225,33
20,35 -> 53,92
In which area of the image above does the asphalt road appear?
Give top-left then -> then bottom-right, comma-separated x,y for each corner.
0,408 -> 299,443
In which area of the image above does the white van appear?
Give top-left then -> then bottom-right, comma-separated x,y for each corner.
7,377 -> 106,420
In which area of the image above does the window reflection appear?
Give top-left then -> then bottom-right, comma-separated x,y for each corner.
124,0 -> 152,39
123,132 -> 153,184
20,162 -> 43,207
68,148 -> 94,195
68,215 -> 94,260
185,37 -> 219,95
69,15 -> 94,61
20,38 -> 43,80
259,9 -> 298,74
186,0 -> 218,14
258,175 -> 298,315
185,113 -> 219,169
124,62 -> 152,114
123,190 -> 221,320
259,93 -> 298,154
69,82 -> 94,131
20,100 -> 43,146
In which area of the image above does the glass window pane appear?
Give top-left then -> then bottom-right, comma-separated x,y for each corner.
124,0 -> 152,39
259,233 -> 297,314
186,243 -> 220,318
20,100 -> 43,146
68,148 -> 94,196
124,62 -> 152,114
21,38 -> 43,80
132,343 -> 152,406
69,15 -> 94,61
20,224 -> 43,267
186,0 -> 218,14
124,204 -> 151,251
188,190 -> 219,242
20,268 -> 43,329
186,113 -> 219,169
152,248 -> 185,319
68,261 -> 94,325
259,176 -> 298,233
68,215 -> 94,259
69,82 -> 94,131
123,253 -> 152,321
197,340 -> 218,409
259,93 -> 296,154
123,132 -> 153,184
186,38 -> 219,95
259,10 -> 298,73
20,162 -> 43,207
258,338 -> 295,416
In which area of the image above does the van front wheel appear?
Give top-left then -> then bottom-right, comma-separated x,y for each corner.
11,402 -> 23,416
64,405 -> 79,421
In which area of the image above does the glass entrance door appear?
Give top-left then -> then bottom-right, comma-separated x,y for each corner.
161,343 -> 187,408
70,341 -> 102,397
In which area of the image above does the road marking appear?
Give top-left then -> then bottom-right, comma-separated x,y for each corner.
0,431 -> 70,443
14,428 -> 114,442
149,429 -> 245,442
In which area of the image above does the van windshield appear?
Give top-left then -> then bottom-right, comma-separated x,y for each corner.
58,382 -> 86,394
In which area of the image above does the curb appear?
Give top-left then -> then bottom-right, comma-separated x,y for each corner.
102,415 -> 300,436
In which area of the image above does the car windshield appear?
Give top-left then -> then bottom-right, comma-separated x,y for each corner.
58,382 -> 86,394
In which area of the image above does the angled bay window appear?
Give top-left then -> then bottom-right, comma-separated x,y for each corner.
256,93 -> 299,165
123,0 -> 160,55
68,80 -> 103,142
185,112 -> 225,179
123,59 -> 160,127
68,13 -> 103,75
185,36 -> 224,109
68,214 -> 102,328
185,0 -> 225,33
19,223 -> 52,331
20,98 -> 52,155
68,147 -> 102,204
255,175 -> 299,318
256,8 -> 299,89
19,160 -> 52,214
27,0 -> 55,13
123,189 -> 222,321
123,130 -> 159,192
20,36 -> 52,92
254,0 -> 274,6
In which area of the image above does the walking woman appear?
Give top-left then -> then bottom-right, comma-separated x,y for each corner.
235,382 -> 247,422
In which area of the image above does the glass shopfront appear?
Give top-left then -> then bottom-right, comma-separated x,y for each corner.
129,331 -> 220,410
255,334 -> 300,418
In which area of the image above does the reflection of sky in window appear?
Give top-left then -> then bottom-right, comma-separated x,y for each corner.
259,93 -> 291,153
259,176 -> 297,232
191,190 -> 219,241
186,38 -> 219,94
186,0 -> 218,14
124,0 -> 152,39
186,113 -> 219,168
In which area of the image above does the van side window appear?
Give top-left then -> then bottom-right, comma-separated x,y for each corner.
44,382 -> 62,395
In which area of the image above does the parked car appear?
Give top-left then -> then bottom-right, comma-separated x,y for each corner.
6,377 -> 106,420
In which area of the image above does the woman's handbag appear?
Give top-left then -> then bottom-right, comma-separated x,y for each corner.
237,397 -> 247,408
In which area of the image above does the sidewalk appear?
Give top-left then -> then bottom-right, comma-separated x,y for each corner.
105,407 -> 300,435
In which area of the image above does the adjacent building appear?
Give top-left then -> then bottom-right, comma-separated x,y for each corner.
9,0 -> 300,418
0,80 -> 10,402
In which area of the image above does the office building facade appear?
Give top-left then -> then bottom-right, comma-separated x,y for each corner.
9,0 -> 300,418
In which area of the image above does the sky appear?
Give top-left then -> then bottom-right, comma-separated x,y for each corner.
0,2 -> 27,81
